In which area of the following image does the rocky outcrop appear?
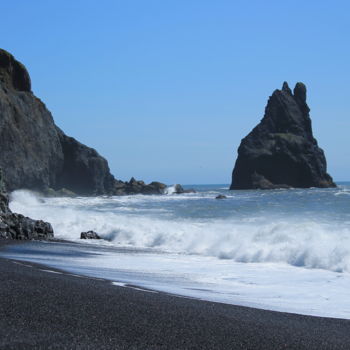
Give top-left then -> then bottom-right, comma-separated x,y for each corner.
114,178 -> 167,195
112,181 -> 196,195
230,82 -> 336,190
0,212 -> 54,240
0,48 -> 168,196
0,170 -> 53,240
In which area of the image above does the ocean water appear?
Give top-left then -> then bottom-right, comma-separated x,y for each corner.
2,183 -> 350,319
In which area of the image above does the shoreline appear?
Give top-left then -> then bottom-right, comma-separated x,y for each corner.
1,240 -> 350,349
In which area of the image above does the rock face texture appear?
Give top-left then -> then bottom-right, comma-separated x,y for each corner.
0,49 -> 168,195
0,48 -> 115,195
230,82 -> 336,190
0,170 -> 53,240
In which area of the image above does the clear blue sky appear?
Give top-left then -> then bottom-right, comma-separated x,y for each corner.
2,0 -> 349,184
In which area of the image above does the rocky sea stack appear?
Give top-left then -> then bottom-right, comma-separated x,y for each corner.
0,49 -> 168,196
230,82 -> 335,190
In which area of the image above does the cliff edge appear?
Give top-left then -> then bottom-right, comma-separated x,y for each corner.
0,49 -> 166,195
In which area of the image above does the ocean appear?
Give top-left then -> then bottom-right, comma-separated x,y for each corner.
2,183 -> 350,319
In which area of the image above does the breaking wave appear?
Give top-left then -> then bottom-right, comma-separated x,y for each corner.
9,188 -> 350,273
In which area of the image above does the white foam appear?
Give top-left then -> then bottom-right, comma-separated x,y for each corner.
164,185 -> 177,195
112,281 -> 127,287
8,189 -> 350,273
3,242 -> 350,319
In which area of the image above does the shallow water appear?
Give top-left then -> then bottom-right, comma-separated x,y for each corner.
2,183 -> 350,318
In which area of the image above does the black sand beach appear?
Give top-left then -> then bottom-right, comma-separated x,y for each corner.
1,241 -> 350,350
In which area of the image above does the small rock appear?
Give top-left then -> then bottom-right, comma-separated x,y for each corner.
80,230 -> 101,239
215,195 -> 227,199
173,184 -> 196,194
174,184 -> 184,193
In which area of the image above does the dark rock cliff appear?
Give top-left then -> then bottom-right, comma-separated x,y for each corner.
230,82 -> 335,190
0,48 -> 167,195
0,48 -> 113,195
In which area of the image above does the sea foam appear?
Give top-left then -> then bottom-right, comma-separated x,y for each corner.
9,188 -> 350,273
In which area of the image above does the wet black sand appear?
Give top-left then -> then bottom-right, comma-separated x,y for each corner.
1,240 -> 350,349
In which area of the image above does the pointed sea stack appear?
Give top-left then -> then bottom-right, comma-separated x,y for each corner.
230,82 -> 336,190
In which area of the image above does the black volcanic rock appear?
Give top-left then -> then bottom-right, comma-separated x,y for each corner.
230,82 -> 335,190
172,184 -> 196,194
56,132 -> 115,195
0,212 -> 54,240
80,230 -> 101,240
0,49 -> 31,91
215,195 -> 227,199
0,170 -> 53,240
113,178 -> 167,195
0,48 -> 112,195
0,48 -> 168,196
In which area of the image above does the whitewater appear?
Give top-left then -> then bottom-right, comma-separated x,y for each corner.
2,183 -> 350,319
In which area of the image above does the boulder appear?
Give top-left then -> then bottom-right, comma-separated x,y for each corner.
174,184 -> 184,193
172,184 -> 196,194
230,82 -> 336,190
80,230 -> 101,239
215,195 -> 227,199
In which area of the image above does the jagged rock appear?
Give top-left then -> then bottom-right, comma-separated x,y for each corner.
113,178 -> 167,195
0,213 -> 54,240
0,192 -> 11,214
0,169 -> 53,240
141,181 -> 167,195
80,230 -> 101,239
215,195 -> 227,199
0,49 -> 31,91
230,82 -> 336,190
